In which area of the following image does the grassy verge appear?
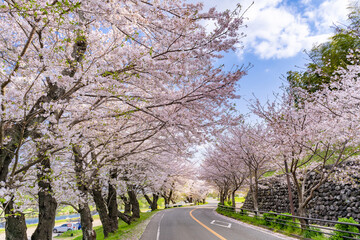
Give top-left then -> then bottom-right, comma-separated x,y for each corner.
235,197 -> 245,203
216,208 -> 327,240
57,210 -> 159,240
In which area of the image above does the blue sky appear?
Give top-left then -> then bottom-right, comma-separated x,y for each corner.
198,0 -> 352,120
189,0 -> 352,161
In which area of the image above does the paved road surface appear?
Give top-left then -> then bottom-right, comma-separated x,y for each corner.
140,203 -> 296,240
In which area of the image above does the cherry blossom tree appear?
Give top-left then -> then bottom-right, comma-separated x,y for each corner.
225,124 -> 274,212
251,86 -> 360,227
0,0 -> 248,239
201,138 -> 248,207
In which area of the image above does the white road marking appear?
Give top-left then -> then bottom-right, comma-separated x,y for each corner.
210,220 -> 232,228
156,212 -> 165,240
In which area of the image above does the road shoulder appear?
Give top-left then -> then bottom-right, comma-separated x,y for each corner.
139,210 -> 164,240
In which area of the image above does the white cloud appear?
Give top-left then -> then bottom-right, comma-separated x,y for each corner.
304,0 -> 350,31
301,0 -> 312,4
245,4 -> 311,58
197,0 -> 352,59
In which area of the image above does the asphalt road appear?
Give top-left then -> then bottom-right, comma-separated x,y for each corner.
140,203 -> 296,240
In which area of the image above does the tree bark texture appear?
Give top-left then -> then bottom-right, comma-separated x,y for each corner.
91,186 -> 112,238
219,188 -> 226,205
107,170 -> 118,231
162,189 -> 173,208
121,195 -> 131,215
4,199 -> 27,240
31,157 -> 57,240
284,160 -> 296,217
143,191 -> 159,211
73,145 -> 95,240
128,189 -> 140,218
117,210 -> 132,225
150,193 -> 159,211
231,190 -> 236,208
298,204 -> 309,230
79,203 -> 95,240
1,136 -> 27,240
251,184 -> 259,213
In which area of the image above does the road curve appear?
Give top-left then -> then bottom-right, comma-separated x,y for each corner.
140,204 -> 296,240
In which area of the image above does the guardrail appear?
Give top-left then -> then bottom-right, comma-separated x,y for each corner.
217,204 -> 360,240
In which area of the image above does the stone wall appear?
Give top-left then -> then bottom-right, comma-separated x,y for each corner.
242,161 -> 360,222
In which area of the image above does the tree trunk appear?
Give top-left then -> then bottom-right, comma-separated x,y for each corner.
298,204 -> 309,230
1,141 -> 27,240
249,179 -> 259,215
163,196 -> 170,208
284,160 -> 295,217
251,185 -> 259,213
128,189 -> 140,218
107,170 -> 119,232
219,189 -> 225,205
117,210 -> 132,225
91,185 -> 112,238
249,169 -> 259,215
151,193 -> 159,211
143,192 -> 153,206
163,189 -> 173,208
73,145 -> 95,240
31,157 -> 57,240
121,195 -> 131,215
4,199 -> 27,240
144,191 -> 158,211
231,190 -> 236,208
79,203 -> 95,240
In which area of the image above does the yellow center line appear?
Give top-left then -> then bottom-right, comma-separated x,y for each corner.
189,208 -> 227,240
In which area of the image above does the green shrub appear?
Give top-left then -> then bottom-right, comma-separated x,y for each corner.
262,212 -> 299,231
303,227 -> 324,239
275,213 -> 297,231
263,211 -> 277,227
330,217 -> 360,240
222,205 -> 234,212
216,208 -> 265,226
239,209 -> 248,216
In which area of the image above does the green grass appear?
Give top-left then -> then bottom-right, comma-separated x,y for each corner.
263,170 -> 276,177
68,211 -> 159,240
235,197 -> 245,203
218,207 -> 330,240
57,206 -> 78,215
58,229 -> 82,238
217,207 -> 268,226
122,197 -> 165,211
216,207 -> 320,238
